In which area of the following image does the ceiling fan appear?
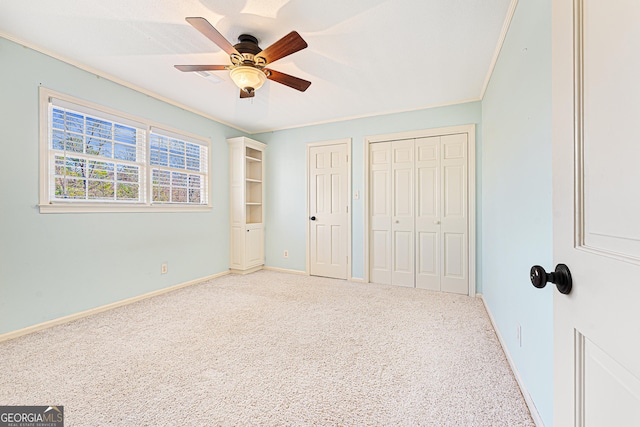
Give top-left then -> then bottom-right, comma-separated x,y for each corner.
175,17 -> 311,98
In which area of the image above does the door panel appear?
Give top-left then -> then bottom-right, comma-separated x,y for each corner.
245,226 -> 263,267
578,333 -> 640,426
372,170 -> 390,216
580,0 -> 640,259
393,168 -> 413,217
443,232 -> 464,278
392,140 -> 414,286
553,0 -> 640,424
418,167 -> 438,217
309,143 -> 348,279
443,165 -> 465,218
416,137 -> 441,290
393,230 -> 414,287
441,134 -> 468,295
370,142 -> 392,285
230,225 -> 244,269
315,174 -> 325,212
371,230 -> 391,280
417,231 -> 439,290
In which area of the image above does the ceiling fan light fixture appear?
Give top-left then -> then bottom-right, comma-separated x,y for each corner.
230,66 -> 266,93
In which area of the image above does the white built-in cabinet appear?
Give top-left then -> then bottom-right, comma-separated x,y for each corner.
369,133 -> 470,294
228,137 -> 265,274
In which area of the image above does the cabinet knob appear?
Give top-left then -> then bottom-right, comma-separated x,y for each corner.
310,216 -> 316,221
434,220 -> 441,225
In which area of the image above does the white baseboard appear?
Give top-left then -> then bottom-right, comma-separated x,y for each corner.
477,294 -> 545,427
349,277 -> 366,283
261,266 -> 307,275
0,271 -> 230,344
229,265 -> 263,275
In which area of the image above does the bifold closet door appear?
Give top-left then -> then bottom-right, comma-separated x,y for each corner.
369,139 -> 414,287
415,134 -> 468,294
370,134 -> 468,294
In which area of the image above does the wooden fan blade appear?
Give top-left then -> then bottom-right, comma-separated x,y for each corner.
185,17 -> 239,56
174,65 -> 228,72
256,31 -> 307,64
265,69 -> 311,92
240,89 -> 255,98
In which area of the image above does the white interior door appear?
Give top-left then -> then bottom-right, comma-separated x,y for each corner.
308,143 -> 349,279
553,0 -> 640,424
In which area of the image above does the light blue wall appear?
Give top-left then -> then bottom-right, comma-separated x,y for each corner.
0,37 -> 245,335
254,103 -> 482,282
2,8 -> 553,422
481,0 -> 553,425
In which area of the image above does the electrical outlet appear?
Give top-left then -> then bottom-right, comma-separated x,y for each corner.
516,323 -> 522,347
161,263 -> 168,274
283,250 -> 289,258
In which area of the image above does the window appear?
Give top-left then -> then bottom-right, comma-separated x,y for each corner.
50,104 -> 145,203
149,130 -> 207,204
39,88 -> 210,213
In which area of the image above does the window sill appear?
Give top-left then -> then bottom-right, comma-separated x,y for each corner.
38,203 -> 212,214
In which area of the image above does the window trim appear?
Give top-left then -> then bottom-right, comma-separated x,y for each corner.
39,87 -> 212,213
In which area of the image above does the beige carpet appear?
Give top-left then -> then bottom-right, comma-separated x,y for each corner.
0,271 -> 534,426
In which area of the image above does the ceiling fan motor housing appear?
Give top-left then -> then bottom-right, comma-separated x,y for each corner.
235,34 -> 262,55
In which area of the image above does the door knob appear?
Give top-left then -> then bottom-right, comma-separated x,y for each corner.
309,216 -> 316,221
530,264 -> 572,295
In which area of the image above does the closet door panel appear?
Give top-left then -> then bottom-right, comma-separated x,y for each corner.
441,134 -> 468,294
370,142 -> 392,285
416,137 -> 440,290
392,140 -> 414,286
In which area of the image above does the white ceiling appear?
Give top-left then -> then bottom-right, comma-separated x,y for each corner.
0,0 -> 513,133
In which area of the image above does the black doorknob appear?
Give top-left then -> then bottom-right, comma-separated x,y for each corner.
530,264 -> 572,295
310,216 -> 316,221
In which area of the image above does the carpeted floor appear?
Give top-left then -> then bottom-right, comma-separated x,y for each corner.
0,271 -> 534,426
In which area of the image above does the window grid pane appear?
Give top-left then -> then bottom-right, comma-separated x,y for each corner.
150,132 -> 208,205
49,106 -> 145,203
46,97 -> 209,209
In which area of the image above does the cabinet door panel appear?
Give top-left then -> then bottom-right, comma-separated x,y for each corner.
246,226 -> 264,267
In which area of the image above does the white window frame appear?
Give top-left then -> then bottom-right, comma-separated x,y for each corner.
39,87 -> 212,213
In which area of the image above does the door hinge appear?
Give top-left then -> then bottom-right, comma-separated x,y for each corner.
346,205 -> 349,213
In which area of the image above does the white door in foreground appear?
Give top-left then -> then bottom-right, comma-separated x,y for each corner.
553,0 -> 640,424
308,142 -> 349,279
